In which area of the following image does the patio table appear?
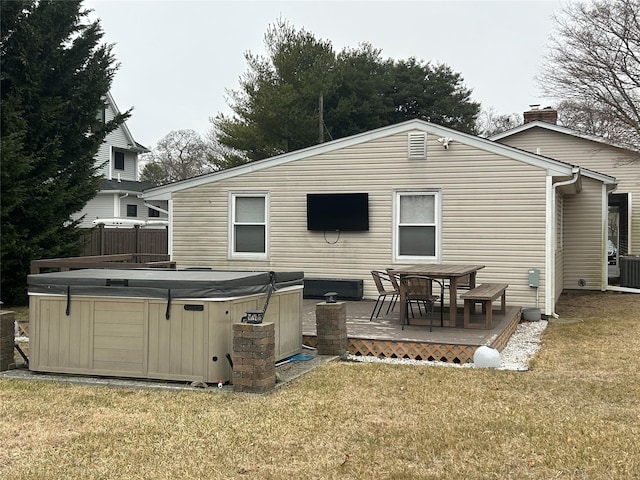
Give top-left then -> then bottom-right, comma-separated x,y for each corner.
390,264 -> 485,328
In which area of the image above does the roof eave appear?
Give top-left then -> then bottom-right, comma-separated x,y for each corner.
143,119 -> 614,201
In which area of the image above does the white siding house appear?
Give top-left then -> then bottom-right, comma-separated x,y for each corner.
73,92 -> 168,228
144,119 -> 617,317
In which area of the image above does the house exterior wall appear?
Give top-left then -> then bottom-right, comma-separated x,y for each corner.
74,192 -> 167,227
496,128 -> 639,254
76,193 -> 115,224
562,177 -> 607,290
170,131 -> 550,311
95,102 -> 138,182
74,94 -> 158,229
117,195 -> 152,221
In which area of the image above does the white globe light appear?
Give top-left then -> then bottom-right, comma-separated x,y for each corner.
474,346 -> 501,368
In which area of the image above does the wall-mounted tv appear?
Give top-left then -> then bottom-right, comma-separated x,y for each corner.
307,193 -> 369,232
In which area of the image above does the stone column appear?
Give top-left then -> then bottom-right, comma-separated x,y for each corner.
315,301 -> 347,359
0,311 -> 16,371
232,322 -> 276,394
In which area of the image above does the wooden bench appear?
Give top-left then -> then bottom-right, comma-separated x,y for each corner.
460,283 -> 508,329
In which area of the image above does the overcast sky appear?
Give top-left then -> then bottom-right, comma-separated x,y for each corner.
85,0 -> 565,148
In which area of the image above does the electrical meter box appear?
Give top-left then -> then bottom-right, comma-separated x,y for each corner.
528,268 -> 540,288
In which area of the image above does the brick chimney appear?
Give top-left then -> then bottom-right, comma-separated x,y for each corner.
523,104 -> 558,124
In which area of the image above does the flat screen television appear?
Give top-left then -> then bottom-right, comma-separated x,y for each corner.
306,193 -> 369,231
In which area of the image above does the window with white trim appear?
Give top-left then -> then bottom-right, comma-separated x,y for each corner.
394,191 -> 440,261
230,193 -> 268,258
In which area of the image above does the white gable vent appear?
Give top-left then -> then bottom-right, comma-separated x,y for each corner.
408,132 -> 426,159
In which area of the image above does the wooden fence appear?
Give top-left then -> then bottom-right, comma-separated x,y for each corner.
79,226 -> 168,256
30,254 -> 175,274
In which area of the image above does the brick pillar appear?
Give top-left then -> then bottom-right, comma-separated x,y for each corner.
0,311 -> 16,371
315,301 -> 347,359
232,322 -> 275,394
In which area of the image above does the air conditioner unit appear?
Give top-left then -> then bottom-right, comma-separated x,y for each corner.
620,256 -> 640,288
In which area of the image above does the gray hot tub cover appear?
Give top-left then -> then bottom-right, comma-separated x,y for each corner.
28,269 -> 304,299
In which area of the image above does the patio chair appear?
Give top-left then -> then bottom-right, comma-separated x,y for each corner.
400,275 -> 444,331
370,270 -> 399,321
387,268 -> 420,318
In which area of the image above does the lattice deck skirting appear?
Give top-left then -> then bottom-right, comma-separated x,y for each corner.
303,307 -> 522,364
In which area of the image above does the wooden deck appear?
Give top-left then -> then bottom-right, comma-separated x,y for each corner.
302,298 -> 522,364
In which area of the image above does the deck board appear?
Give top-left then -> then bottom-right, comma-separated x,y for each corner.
302,299 -> 522,363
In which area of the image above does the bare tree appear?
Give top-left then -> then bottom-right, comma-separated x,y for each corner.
476,107 -> 522,137
141,129 -> 218,183
539,0 -> 640,154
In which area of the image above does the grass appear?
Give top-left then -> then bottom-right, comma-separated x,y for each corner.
2,291 -> 640,479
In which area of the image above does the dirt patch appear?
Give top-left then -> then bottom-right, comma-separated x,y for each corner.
275,350 -> 338,387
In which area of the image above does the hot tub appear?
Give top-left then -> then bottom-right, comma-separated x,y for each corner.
28,269 -> 304,384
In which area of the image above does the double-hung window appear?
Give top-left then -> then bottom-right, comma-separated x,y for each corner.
394,191 -> 440,262
230,193 -> 268,259
114,151 -> 125,170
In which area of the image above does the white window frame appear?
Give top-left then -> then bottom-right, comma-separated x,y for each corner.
229,192 -> 269,260
392,190 -> 441,263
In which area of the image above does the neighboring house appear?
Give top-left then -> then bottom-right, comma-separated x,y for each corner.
490,112 -> 639,269
144,119 -> 618,317
72,92 -> 168,228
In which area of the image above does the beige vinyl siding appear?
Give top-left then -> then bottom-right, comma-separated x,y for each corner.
563,177 -> 606,290
497,128 -> 639,254
172,131 -> 549,310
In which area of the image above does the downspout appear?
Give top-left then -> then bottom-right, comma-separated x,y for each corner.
108,146 -> 113,180
549,167 -> 581,318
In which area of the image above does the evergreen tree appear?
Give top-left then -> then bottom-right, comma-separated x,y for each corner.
1,0 -> 127,303
139,162 -> 167,186
389,59 -> 479,133
213,19 -> 336,164
211,20 -> 480,165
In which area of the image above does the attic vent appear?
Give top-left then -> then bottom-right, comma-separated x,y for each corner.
408,133 -> 426,159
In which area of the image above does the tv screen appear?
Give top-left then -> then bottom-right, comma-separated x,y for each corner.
307,193 -> 369,231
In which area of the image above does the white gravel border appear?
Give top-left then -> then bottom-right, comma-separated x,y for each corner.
347,320 -> 548,371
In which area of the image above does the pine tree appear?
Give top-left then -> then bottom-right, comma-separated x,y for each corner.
211,20 -> 480,165
1,0 -> 128,303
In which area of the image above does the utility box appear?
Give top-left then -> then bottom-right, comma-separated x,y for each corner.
528,268 -> 540,288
